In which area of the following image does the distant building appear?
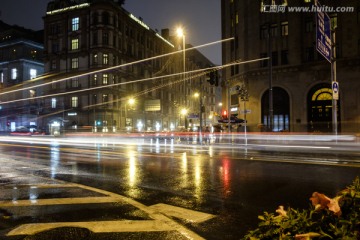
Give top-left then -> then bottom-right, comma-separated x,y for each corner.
0,20 -> 44,131
40,0 -> 217,134
222,0 -> 360,132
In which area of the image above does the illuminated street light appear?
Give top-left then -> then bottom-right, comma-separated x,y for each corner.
124,97 -> 135,129
180,108 -> 188,128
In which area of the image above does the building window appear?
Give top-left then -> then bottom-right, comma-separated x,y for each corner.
51,60 -> 57,70
51,98 -> 57,108
71,38 -> 79,50
330,14 -> 337,29
103,74 -> 108,85
281,21 -> 288,36
260,53 -> 268,67
93,32 -> 98,45
102,12 -> 110,25
270,24 -> 278,37
93,13 -> 98,24
93,74 -> 98,86
260,25 -> 268,39
103,32 -> 109,45
93,94 -> 97,104
272,51 -> 278,66
71,96 -> 79,108
71,58 -> 79,69
262,87 -> 290,132
29,69 -> 37,79
71,78 -> 79,88
305,47 -> 314,61
281,50 -> 289,65
11,68 -> 17,80
72,17 -> 79,31
30,50 -> 37,60
0,71 -> 3,83
305,19 -> 313,32
103,53 -> 109,65
93,54 -> 98,65
52,43 -> 59,53
102,94 -> 109,105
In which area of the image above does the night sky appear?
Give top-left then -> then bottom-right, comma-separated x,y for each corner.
0,0 -> 221,65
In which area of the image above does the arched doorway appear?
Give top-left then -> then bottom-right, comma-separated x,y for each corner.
307,83 -> 340,132
261,87 -> 290,131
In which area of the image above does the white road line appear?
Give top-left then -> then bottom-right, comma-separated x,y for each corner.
7,220 -> 175,236
0,197 -> 116,207
149,203 -> 215,223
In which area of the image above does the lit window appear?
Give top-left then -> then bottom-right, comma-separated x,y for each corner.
0,72 -> 3,83
72,17 -> 79,31
71,58 -> 79,69
103,74 -> 108,85
29,90 -> 36,98
30,69 -> 37,79
102,94 -> 109,104
93,74 -> 98,86
103,53 -> 109,65
71,96 -> 79,108
71,38 -> 79,50
11,68 -> 17,80
51,98 -> 57,108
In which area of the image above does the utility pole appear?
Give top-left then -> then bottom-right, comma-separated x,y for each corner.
268,23 -> 273,132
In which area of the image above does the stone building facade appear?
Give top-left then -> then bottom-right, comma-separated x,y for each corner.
221,0 -> 360,132
40,0 -> 217,134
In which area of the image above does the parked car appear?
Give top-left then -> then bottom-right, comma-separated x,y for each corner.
10,126 -> 45,136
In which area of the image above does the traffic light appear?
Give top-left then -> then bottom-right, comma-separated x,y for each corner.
207,71 -> 215,85
222,110 -> 228,119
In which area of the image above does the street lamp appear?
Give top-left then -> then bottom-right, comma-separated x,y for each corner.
180,108 -> 188,129
177,27 -> 187,129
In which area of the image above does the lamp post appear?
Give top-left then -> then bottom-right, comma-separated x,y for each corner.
180,108 -> 188,129
177,27 -> 187,129
124,98 -> 135,129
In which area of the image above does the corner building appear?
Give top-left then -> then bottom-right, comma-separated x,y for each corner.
221,0 -> 360,132
41,0 -> 211,133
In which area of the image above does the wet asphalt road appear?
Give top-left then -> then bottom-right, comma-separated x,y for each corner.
0,135 -> 359,239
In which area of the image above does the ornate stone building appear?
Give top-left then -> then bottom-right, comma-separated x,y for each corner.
221,0 -> 360,132
39,0 -> 217,134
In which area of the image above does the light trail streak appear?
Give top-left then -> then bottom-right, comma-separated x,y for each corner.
0,37 -> 234,98
0,57 -> 268,111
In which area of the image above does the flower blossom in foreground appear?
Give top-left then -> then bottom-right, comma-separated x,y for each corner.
309,192 -> 341,216
275,205 -> 287,217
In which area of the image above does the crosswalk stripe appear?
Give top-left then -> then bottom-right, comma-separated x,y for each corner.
7,220 -> 175,236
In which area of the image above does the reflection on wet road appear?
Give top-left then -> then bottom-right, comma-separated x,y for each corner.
0,135 -> 359,239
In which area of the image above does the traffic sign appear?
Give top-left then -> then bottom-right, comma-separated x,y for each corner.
332,81 -> 339,100
316,0 -> 331,63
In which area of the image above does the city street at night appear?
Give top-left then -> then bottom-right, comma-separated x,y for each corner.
0,134 -> 359,239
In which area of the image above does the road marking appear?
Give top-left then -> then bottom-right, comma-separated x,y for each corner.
7,220 -> 175,236
3,183 -> 209,239
0,197 -> 116,207
149,203 -> 215,223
